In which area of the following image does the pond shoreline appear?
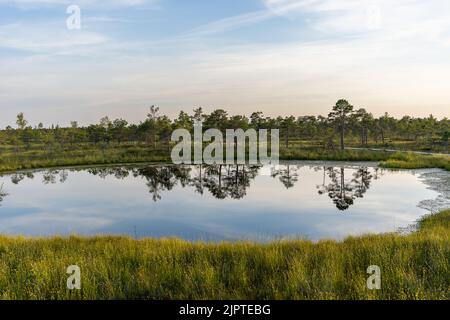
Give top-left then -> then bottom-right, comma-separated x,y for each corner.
0,159 -> 385,176
1,155 -> 449,175
1,148 -> 449,174
0,210 -> 448,300
0,158 -> 448,300
0,162 -> 448,242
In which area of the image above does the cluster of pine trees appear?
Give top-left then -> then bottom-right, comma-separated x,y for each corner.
1,101 -> 449,152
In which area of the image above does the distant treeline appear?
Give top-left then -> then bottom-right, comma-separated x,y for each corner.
1,101 -> 449,152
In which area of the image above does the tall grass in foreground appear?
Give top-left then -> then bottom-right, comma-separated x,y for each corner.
0,211 -> 448,300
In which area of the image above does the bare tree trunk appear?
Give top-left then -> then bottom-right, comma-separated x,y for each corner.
340,124 -> 345,151
285,128 -> 289,148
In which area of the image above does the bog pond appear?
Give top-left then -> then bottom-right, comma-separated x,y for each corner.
0,161 -> 448,242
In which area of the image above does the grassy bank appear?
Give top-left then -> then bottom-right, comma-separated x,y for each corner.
1,144 -> 448,173
0,145 -> 172,173
281,149 -> 450,171
379,152 -> 450,171
0,210 -> 448,300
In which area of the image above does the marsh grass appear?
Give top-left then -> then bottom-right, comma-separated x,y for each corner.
280,149 -> 393,162
2,144 -> 448,173
0,146 -> 171,173
380,152 -> 450,171
0,211 -> 448,300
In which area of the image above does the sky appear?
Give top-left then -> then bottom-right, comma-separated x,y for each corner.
1,0 -> 450,127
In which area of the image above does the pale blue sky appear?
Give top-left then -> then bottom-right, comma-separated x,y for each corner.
1,0 -> 450,127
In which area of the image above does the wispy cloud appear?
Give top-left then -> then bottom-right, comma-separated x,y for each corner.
181,0 -> 450,44
264,0 -> 321,15
0,21 -> 110,54
180,0 -> 318,38
1,0 -> 450,126
179,10 -> 272,38
0,0 -> 151,7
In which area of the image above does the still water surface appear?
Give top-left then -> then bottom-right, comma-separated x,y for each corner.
0,161 -> 448,241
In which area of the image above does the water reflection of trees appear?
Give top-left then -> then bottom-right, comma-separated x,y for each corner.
271,164 -> 299,189
10,170 -> 69,185
88,167 -> 130,180
316,166 -> 377,211
3,165 -> 382,206
133,165 -> 192,201
203,165 -> 260,199
0,184 -> 8,206
352,168 -> 373,198
42,170 -> 70,184
84,164 -> 261,201
97,164 -> 261,201
11,172 -> 34,184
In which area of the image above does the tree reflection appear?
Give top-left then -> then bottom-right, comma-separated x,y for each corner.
11,172 -> 34,184
42,170 -> 57,184
1,164 -> 382,207
203,164 -> 227,199
224,165 -> 260,199
87,167 -> 130,180
271,164 -> 299,189
190,164 -> 206,195
133,165 -> 192,201
200,164 -> 261,200
317,166 -> 375,211
59,170 -> 69,183
0,184 -> 8,206
63,164 -> 261,201
352,168 -> 373,198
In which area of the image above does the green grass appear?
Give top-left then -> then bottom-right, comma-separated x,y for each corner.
1,143 -> 448,173
0,145 -> 172,173
380,152 -> 450,171
280,148 -> 449,169
280,148 -> 393,162
0,210 -> 448,300
0,143 -> 447,300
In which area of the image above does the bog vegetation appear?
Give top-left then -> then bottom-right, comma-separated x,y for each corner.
0,100 -> 448,300
0,210 -> 448,300
0,100 -> 448,172
2,101 -> 449,154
